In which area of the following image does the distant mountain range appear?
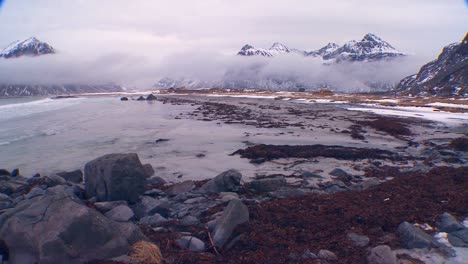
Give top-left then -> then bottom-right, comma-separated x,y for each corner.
0,84 -> 124,97
156,34 -> 407,91
0,37 -> 55,58
237,33 -> 406,62
397,33 -> 467,97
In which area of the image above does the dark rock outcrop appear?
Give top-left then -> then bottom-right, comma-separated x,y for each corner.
84,153 -> 147,203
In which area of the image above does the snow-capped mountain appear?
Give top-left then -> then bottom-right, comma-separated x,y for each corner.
0,84 -> 124,97
307,43 -> 340,57
323,33 -> 405,62
0,37 -> 55,58
397,33 -> 468,97
237,42 -> 305,57
237,33 -> 405,62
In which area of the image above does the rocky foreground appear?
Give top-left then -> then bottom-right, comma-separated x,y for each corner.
0,151 -> 467,264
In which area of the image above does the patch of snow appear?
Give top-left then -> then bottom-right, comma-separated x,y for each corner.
347,105 -> 468,125
206,94 -> 277,99
426,102 -> 468,109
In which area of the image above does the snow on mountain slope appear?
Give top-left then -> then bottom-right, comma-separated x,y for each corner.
397,33 -> 468,97
0,37 -> 56,58
237,33 -> 405,62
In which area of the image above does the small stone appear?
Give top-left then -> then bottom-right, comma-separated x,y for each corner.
104,205 -> 134,222
448,229 -> 468,247
133,196 -> 170,218
439,213 -> 464,233
146,94 -> 157,100
219,192 -> 239,202
347,232 -> 370,247
329,168 -> 349,177
165,180 -> 194,196
94,201 -> 128,213
176,236 -> 205,252
396,221 -> 433,249
367,245 -> 397,264
140,214 -> 168,227
249,176 -> 286,192
148,176 -> 166,186
301,249 -> 318,260
180,215 -> 200,226
57,170 -> 83,183
0,169 -> 10,176
45,175 -> 67,187
317,249 -> 338,261
300,171 -> 322,179
11,168 -> 20,177
120,97 -> 129,101
198,169 -> 242,194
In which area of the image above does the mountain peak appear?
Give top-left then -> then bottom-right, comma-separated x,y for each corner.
269,42 -> 291,52
0,37 -> 56,59
362,33 -> 383,42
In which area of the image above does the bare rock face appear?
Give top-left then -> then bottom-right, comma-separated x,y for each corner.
0,185 -> 145,264
397,33 -> 468,97
84,153 -> 147,203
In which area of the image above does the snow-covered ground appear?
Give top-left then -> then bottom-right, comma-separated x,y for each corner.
347,105 -> 468,125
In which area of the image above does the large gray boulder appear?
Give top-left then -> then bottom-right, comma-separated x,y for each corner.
0,185 -> 145,264
84,153 -> 147,203
396,221 -> 434,249
212,199 -> 249,248
199,169 -> 242,194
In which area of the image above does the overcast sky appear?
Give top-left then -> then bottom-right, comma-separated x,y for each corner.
0,0 -> 467,59
0,0 -> 467,88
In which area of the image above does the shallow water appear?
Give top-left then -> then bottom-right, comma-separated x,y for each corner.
0,95 -> 315,181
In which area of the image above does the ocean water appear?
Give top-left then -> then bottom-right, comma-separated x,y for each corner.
0,95 -> 302,181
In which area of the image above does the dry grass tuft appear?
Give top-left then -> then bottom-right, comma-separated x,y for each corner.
128,241 -> 163,264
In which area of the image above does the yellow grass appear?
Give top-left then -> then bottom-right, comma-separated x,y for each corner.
128,241 -> 163,264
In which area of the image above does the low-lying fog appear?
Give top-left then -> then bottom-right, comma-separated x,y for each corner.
0,49 -> 429,92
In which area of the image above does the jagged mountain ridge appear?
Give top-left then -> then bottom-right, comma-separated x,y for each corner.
237,33 -> 405,62
237,42 -> 306,57
0,37 -> 56,58
397,33 -> 468,97
0,84 -> 124,97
